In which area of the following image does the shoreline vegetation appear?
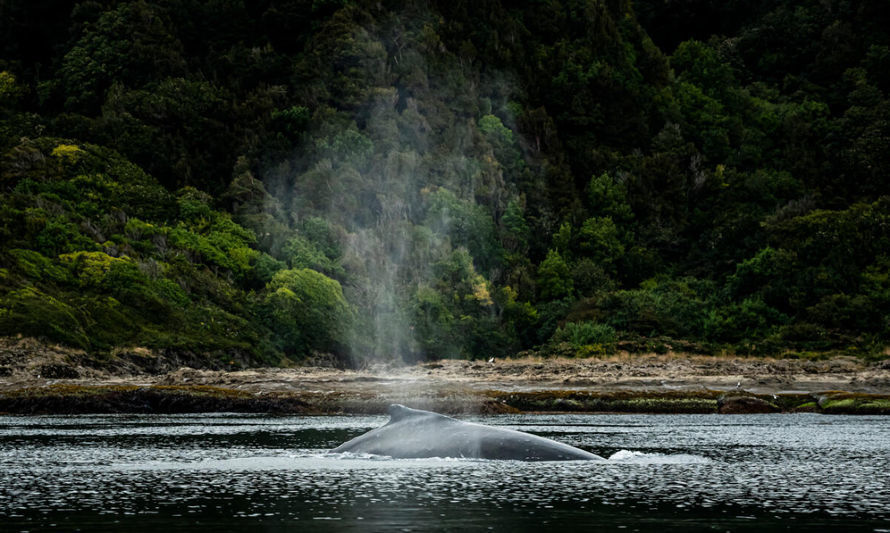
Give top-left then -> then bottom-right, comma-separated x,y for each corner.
2,337 -> 888,416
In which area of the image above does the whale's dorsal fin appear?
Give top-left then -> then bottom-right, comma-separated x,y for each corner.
387,404 -> 449,423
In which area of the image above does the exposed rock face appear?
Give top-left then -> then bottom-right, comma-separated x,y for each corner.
37,364 -> 80,379
718,395 -> 780,414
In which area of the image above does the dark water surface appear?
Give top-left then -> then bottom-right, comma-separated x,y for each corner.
1,413 -> 888,532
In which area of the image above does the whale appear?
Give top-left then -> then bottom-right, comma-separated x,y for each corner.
330,404 -> 604,461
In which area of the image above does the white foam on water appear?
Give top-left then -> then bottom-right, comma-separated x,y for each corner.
115,456 -> 303,471
607,450 -> 711,464
113,452 -> 473,472
112,450 -> 712,471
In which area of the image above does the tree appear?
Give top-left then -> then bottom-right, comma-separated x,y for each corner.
58,1 -> 187,113
537,249 -> 573,300
500,198 -> 530,252
262,268 -> 351,356
577,216 -> 625,268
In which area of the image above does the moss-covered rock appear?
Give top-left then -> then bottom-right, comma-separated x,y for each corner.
816,392 -> 890,414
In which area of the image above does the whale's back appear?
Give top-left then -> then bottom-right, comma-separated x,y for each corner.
330,404 -> 603,461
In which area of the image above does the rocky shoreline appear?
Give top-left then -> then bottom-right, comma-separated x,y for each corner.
3,382 -> 888,415
2,338 -> 889,415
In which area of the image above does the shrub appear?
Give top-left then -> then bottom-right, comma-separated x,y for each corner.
282,234 -> 341,276
253,253 -> 286,284
176,187 -> 214,222
50,143 -> 82,161
596,277 -> 715,338
261,268 -> 351,356
704,297 -> 788,342
36,218 -> 98,255
59,251 -> 137,288
552,321 -> 617,348
0,286 -> 89,348
8,248 -> 69,282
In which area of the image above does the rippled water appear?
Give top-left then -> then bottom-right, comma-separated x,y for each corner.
1,413 -> 889,531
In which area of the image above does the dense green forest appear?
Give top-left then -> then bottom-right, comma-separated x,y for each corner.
1,0 -> 888,367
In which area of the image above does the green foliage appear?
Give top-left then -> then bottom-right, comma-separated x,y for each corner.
299,217 -> 343,261
0,286 -> 90,348
0,71 -> 24,108
672,81 -> 731,161
253,253 -> 287,284
498,286 -> 539,348
99,77 -> 244,192
588,173 -> 633,223
478,114 -> 514,144
0,138 -> 272,361
535,298 -> 573,345
405,246 -> 516,360
1,0 -> 888,363
59,251 -> 136,288
500,199 -> 530,252
577,217 -> 624,267
671,40 -> 736,95
537,250 -> 573,301
315,127 -> 374,166
272,106 -> 311,138
411,284 -> 459,359
58,2 -> 186,113
36,218 -> 98,256
424,188 -> 502,273
478,114 -> 523,178
261,268 -> 351,356
281,234 -> 342,277
727,247 -> 797,308
7,249 -> 69,282
571,258 -> 617,297
588,277 -> 717,340
705,298 -> 789,344
552,322 -> 617,349
552,222 -> 572,254
177,187 -> 214,222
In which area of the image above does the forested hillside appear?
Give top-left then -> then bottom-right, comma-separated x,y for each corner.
1,0 -> 888,367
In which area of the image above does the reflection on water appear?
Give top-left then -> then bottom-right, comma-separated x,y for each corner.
1,413 -> 888,531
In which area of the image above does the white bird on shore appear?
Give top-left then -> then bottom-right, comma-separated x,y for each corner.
488,357 -> 495,364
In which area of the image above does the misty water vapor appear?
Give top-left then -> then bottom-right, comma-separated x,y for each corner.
261,11 -> 527,365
